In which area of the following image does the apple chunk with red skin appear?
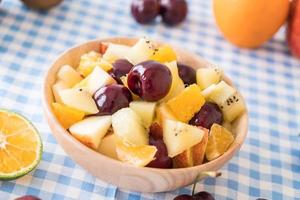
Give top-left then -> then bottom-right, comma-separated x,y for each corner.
287,0 -> 300,58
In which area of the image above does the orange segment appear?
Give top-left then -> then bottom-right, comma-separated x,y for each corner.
52,103 -> 85,129
166,84 -> 205,122
205,123 -> 234,161
0,110 -> 42,180
116,140 -> 157,167
150,45 -> 177,63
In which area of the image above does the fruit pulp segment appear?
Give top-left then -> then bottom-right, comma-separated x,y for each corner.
166,84 -> 205,122
0,111 -> 41,175
205,123 -> 234,161
116,141 -> 157,167
150,45 -> 177,63
52,103 -> 85,129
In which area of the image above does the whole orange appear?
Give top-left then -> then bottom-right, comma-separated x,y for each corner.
213,0 -> 290,48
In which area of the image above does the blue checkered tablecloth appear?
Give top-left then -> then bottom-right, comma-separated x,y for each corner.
0,0 -> 299,199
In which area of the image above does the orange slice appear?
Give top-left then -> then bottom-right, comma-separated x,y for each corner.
116,140 -> 157,167
205,123 -> 234,161
52,103 -> 85,129
150,45 -> 177,63
0,109 -> 42,180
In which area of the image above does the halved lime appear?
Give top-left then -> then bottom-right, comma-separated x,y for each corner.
0,109 -> 42,180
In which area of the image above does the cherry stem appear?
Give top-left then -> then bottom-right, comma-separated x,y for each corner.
191,171 -> 222,196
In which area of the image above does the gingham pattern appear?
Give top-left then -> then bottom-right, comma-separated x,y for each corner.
0,0 -> 299,199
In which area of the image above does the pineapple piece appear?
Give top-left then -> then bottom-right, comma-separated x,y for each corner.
52,80 -> 69,104
205,123 -> 234,161
77,51 -> 102,77
160,61 -> 185,102
196,67 -> 222,90
52,103 -> 85,129
150,45 -> 177,63
102,43 -> 131,63
126,38 -> 155,65
57,65 -> 83,87
208,81 -> 245,122
166,84 -> 205,122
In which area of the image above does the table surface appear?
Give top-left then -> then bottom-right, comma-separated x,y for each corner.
0,0 -> 300,199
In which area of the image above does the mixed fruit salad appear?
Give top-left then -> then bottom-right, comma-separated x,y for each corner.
51,38 -> 246,168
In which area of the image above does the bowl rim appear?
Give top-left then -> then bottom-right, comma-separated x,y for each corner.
42,37 -> 249,174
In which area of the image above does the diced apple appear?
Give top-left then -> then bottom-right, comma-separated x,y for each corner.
163,119 -> 205,157
196,67 -> 222,90
160,61 -> 185,102
59,88 -> 99,114
69,116 -> 112,150
98,133 -> 118,160
57,65 -> 83,87
126,38 -> 155,65
102,43 -> 131,63
129,101 -> 156,129
52,80 -> 69,104
112,108 -> 148,145
73,67 -> 116,95
173,128 -> 208,168
166,84 -> 205,122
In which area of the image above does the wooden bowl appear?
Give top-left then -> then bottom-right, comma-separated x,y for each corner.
42,37 -> 248,193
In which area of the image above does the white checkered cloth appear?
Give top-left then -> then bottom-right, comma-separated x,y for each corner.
0,0 -> 299,199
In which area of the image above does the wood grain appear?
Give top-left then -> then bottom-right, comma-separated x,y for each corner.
42,37 -> 248,192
